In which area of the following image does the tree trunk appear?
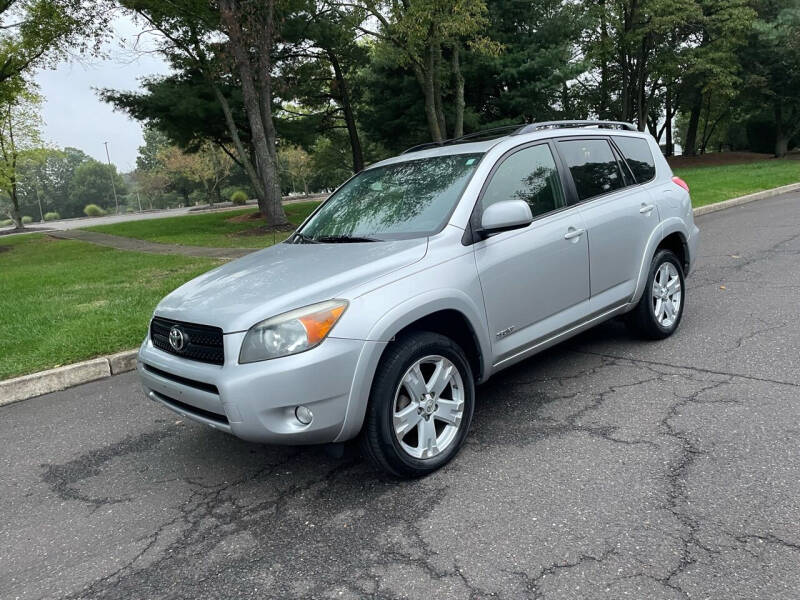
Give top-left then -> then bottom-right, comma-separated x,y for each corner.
219,0 -> 288,228
775,101 -> 788,158
432,39 -> 447,139
665,90 -> 673,156
683,89 -> 703,157
327,49 -> 364,172
211,83 -> 265,203
452,43 -> 465,138
414,58 -> 443,142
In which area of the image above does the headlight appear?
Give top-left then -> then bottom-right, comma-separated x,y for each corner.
238,299 -> 348,363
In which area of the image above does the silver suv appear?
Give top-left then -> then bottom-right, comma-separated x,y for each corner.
137,121 -> 699,477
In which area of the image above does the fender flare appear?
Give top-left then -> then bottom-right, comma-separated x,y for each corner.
631,219 -> 690,304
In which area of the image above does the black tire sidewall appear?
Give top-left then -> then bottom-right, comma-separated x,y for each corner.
369,332 -> 475,476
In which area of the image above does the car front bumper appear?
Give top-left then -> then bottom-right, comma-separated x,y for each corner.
137,333 -> 383,445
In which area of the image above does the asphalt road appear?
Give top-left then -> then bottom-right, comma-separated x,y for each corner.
3,192 -> 800,600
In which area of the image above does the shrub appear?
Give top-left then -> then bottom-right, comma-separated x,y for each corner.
1,218 -> 12,226
230,190 -> 248,205
21,216 -> 33,224
126,206 -> 135,213
44,211 -> 60,221
83,204 -> 106,217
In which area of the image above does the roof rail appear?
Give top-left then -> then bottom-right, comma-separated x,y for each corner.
401,120 -> 638,154
514,120 -> 638,134
401,124 -> 525,154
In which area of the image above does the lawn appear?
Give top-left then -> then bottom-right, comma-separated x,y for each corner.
84,201 -> 320,248
673,159 -> 800,208
0,234 -> 219,380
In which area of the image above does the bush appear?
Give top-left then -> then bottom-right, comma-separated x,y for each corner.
21,216 -> 33,224
126,206 -> 135,214
44,211 -> 60,221
230,190 -> 248,205
83,204 -> 107,217
1,218 -> 12,226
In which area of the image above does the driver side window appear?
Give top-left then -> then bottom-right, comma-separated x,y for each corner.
481,144 -> 566,218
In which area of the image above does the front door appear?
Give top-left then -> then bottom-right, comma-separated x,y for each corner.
472,142 -> 591,365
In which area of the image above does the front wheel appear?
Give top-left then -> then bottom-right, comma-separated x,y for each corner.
360,331 -> 475,478
627,249 -> 685,339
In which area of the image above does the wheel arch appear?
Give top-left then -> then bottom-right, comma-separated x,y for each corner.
632,219 -> 690,304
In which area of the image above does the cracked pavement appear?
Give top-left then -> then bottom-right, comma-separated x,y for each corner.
2,192 -> 800,599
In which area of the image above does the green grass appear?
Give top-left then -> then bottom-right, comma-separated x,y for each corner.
84,202 -> 321,248
0,234 -> 219,380
674,159 -> 800,208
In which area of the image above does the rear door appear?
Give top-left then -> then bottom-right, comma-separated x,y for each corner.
555,137 -> 660,310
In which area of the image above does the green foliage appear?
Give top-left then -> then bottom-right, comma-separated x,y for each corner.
43,211 -> 60,221
1,218 -> 12,226
70,161 -> 127,211
21,215 -> 32,224
83,203 -> 106,217
230,190 -> 248,205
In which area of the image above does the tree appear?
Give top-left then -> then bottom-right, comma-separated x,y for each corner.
278,144 -> 312,195
0,0 -> 111,84
739,0 -> 800,156
136,124 -> 170,171
160,143 -> 232,204
353,0 -> 500,142
68,160 -> 127,212
118,0 -> 289,228
0,79 -> 41,229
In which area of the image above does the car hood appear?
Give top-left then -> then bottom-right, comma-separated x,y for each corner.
154,238 -> 428,333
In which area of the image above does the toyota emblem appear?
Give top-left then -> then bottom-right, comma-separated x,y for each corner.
168,326 -> 186,351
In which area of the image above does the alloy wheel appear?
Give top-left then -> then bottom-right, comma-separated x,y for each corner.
392,355 -> 465,459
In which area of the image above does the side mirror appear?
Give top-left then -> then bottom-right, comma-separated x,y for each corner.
479,200 -> 533,236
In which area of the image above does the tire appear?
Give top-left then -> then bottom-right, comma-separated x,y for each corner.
626,249 -> 685,340
360,331 -> 475,478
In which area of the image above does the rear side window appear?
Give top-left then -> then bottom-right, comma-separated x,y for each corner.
481,144 -> 566,218
614,136 -> 656,182
557,139 -> 624,201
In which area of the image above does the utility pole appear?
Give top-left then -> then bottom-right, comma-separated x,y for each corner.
103,141 -> 120,214
35,184 -> 44,222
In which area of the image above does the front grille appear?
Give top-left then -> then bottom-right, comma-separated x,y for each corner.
150,317 -> 224,365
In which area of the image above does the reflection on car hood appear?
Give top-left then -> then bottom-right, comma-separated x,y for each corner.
154,239 -> 428,332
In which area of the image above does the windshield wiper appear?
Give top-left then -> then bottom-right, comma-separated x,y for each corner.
293,232 -> 319,244
315,235 -> 379,243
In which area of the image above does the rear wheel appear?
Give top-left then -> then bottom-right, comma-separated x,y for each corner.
627,249 -> 685,339
360,331 -> 475,478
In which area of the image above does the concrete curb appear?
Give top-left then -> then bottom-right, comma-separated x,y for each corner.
2,183 -> 798,408
692,182 -> 800,217
0,350 -> 137,407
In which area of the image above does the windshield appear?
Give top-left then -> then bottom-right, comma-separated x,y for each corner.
296,153 -> 483,241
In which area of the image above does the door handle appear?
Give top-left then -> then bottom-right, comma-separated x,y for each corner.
640,203 -> 656,214
564,227 -> 586,240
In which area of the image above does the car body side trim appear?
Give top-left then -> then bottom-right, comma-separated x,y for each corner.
492,303 -> 629,370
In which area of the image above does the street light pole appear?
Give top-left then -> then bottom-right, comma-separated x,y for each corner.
103,141 -> 120,214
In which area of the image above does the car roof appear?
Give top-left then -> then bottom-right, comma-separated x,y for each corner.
369,123 -> 652,170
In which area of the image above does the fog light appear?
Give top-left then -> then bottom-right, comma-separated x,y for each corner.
295,405 -> 313,425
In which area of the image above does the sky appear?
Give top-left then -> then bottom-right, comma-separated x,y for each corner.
34,15 -> 170,172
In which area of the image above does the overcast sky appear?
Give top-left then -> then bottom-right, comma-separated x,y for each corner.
34,15 -> 170,172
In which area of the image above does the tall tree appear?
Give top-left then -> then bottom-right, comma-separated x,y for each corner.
354,0 -> 499,142
119,0 -> 289,227
0,79 -> 41,229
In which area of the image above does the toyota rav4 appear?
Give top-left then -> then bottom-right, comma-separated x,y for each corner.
137,121 -> 699,478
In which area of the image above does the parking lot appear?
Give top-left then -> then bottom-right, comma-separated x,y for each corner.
2,192 -> 799,599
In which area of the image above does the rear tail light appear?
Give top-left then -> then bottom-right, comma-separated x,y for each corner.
672,176 -> 690,193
